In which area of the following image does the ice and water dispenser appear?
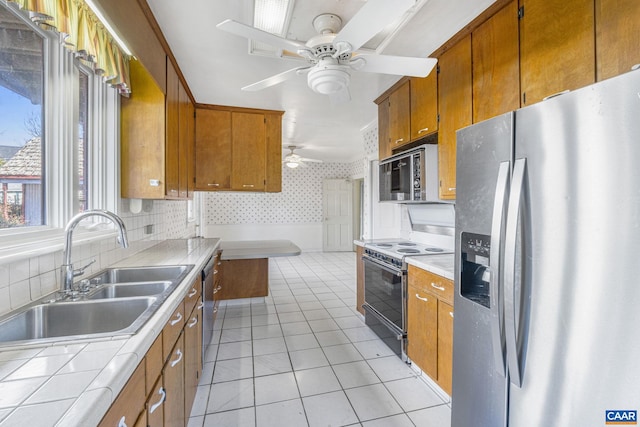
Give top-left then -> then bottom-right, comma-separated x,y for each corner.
460,232 -> 491,308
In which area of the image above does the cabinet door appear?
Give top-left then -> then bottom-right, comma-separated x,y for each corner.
98,361 -> 146,427
219,259 -> 268,300
437,301 -> 454,395
184,304 -> 202,423
121,60 -> 166,199
377,98 -> 391,159
388,81 -> 411,149
164,333 -> 185,427
472,0 -> 520,123
406,283 -> 438,380
438,35 -> 472,200
265,113 -> 282,192
231,112 -> 266,191
195,109 -> 231,190
410,73 -> 438,139
165,60 -> 180,198
146,377 -> 165,427
596,0 -> 640,80
520,0 -> 595,105
178,81 -> 194,198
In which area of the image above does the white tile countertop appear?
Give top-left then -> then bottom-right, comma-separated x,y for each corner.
0,238 -> 220,427
405,254 -> 455,280
219,239 -> 301,260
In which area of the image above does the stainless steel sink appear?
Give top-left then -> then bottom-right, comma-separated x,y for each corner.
0,297 -> 157,345
86,281 -> 172,299
88,265 -> 190,285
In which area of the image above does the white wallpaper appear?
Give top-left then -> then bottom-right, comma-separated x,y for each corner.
204,162 -> 353,224
363,124 -> 379,158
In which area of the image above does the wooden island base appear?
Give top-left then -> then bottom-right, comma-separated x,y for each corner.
218,258 -> 269,300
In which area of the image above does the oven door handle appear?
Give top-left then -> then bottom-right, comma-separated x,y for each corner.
362,256 -> 403,276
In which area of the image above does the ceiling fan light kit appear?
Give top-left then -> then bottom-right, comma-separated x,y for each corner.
217,0 -> 437,102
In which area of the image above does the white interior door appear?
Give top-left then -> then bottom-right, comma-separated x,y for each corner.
322,179 -> 353,252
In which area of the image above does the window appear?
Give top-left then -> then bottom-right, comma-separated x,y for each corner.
0,5 -> 45,228
0,2 -> 120,250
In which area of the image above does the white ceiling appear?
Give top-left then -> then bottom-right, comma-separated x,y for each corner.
144,0 -> 495,163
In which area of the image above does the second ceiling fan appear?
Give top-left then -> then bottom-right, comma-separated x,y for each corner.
217,0 -> 437,103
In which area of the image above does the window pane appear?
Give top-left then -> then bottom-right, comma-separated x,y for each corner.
0,5 -> 44,228
78,70 -> 88,212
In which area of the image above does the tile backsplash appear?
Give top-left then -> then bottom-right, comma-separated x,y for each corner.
0,198 -> 194,316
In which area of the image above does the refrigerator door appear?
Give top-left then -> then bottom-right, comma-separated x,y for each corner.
508,69 -> 640,426
452,112 -> 513,427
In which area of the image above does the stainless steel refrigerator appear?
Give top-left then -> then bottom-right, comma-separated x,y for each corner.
452,69 -> 640,427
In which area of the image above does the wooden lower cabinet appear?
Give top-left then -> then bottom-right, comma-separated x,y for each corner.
219,258 -> 268,300
98,361 -> 146,427
356,245 -> 364,315
407,283 -> 438,380
437,301 -> 454,395
184,302 -> 203,416
164,333 -> 185,427
407,265 -> 454,395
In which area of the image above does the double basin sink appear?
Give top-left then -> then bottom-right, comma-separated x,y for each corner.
0,264 -> 194,346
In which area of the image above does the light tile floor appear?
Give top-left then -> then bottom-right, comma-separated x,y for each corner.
188,252 -> 451,427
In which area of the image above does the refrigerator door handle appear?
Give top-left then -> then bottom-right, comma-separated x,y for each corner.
504,157 -> 526,388
490,161 -> 510,376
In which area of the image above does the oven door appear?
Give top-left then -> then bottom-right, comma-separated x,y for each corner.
362,255 -> 407,358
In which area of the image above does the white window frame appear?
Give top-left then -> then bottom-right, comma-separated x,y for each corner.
0,4 -> 120,262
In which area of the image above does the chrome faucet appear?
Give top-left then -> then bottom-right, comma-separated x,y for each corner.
60,209 -> 129,294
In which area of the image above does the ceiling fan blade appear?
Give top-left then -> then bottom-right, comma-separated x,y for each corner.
334,0 -> 415,53
329,86 -> 351,105
355,54 -> 437,78
300,157 -> 323,163
217,19 -> 306,53
242,67 -> 308,91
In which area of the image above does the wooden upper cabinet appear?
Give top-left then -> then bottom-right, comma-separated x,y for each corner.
438,35 -> 472,200
388,81 -> 411,149
377,98 -> 391,159
265,113 -> 283,193
596,0 -> 640,81
231,112 -> 266,191
165,61 -> 180,198
178,80 -> 194,198
472,0 -> 520,123
519,0 -> 595,105
410,72 -> 438,139
195,109 -> 231,190
121,60 -> 166,199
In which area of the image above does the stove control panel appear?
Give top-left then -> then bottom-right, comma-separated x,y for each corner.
364,248 -> 404,269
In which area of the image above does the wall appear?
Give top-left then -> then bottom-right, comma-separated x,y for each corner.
203,160 -> 362,251
0,198 -> 193,316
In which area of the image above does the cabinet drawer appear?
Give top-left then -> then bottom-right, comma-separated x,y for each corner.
98,360 -> 145,427
184,278 -> 201,317
163,301 -> 185,361
408,265 -> 454,304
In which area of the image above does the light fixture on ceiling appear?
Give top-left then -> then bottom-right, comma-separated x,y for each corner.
306,58 -> 350,95
252,0 -> 295,55
285,161 -> 300,169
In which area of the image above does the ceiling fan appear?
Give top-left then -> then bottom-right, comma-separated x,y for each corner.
283,146 -> 323,168
216,0 -> 437,103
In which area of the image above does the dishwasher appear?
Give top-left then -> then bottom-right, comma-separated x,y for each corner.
201,255 -> 215,361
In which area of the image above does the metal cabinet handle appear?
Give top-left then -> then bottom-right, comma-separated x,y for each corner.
196,301 -> 203,310
430,283 -> 445,292
170,349 -> 183,367
213,285 -> 222,294
415,293 -> 428,302
448,187 -> 456,191
188,317 -> 198,328
149,387 -> 166,414
242,184 -> 255,188
188,288 -> 197,297
169,311 -> 182,326
207,183 -> 220,187
417,127 -> 429,134
449,311 -> 454,318
394,138 -> 404,144
213,269 -> 218,274
118,416 -> 128,427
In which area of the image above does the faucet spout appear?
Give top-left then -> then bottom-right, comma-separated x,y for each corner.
60,210 -> 129,293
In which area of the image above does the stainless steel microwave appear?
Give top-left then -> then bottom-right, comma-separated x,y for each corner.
379,144 -> 439,203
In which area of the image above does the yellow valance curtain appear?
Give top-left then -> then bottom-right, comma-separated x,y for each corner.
9,0 -> 130,94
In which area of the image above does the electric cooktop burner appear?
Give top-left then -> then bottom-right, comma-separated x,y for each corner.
375,243 -> 393,248
397,248 -> 420,254
397,242 -> 416,246
424,248 -> 444,252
